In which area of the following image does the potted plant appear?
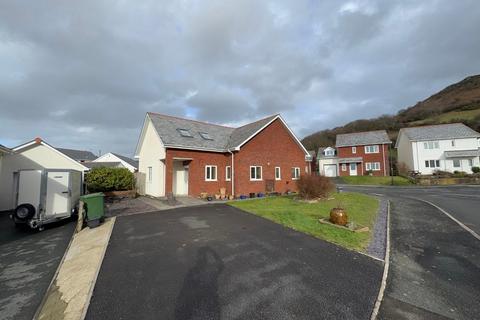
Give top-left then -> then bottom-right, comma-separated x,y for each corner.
330,200 -> 348,226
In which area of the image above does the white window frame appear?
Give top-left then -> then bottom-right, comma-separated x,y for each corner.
424,141 -> 440,149
292,167 -> 300,180
205,165 -> 217,181
468,159 -> 473,167
225,166 -> 231,181
352,146 -> 356,154
148,166 -> 153,183
365,162 -> 381,171
453,159 -> 461,168
250,166 -> 262,181
341,164 -> 347,171
365,145 -> 379,154
325,149 -> 334,156
275,167 -> 281,180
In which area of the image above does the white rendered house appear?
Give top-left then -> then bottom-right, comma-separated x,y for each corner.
317,147 -> 338,177
93,152 -> 138,172
396,123 -> 480,174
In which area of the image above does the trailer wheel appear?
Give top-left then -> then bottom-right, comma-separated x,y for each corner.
14,204 -> 35,221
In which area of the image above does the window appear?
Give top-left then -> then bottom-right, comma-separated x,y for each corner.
199,132 -> 213,140
366,162 -> 381,171
341,164 -> 347,171
352,146 -> 356,154
250,166 -> 262,181
365,145 -> 379,153
325,149 -> 335,156
425,160 -> 441,168
177,128 -> 193,137
424,141 -> 440,149
292,167 -> 300,180
468,159 -> 473,167
148,167 -> 152,183
226,166 -> 231,181
275,167 -> 281,180
205,165 -> 217,181
453,159 -> 461,168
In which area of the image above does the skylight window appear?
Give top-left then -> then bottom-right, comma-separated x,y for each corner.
177,128 -> 193,137
199,132 -> 213,140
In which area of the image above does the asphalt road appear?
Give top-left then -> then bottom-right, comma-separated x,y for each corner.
0,212 -> 74,320
87,204 -> 383,320
343,185 -> 480,320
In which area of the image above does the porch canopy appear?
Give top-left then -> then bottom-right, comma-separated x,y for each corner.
444,150 -> 479,158
338,157 -> 363,163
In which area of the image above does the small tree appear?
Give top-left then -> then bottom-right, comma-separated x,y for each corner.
85,167 -> 135,192
296,175 -> 335,200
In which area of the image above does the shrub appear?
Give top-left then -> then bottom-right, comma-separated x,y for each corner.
296,175 -> 335,200
453,171 -> 468,178
472,166 -> 480,174
85,167 -> 135,192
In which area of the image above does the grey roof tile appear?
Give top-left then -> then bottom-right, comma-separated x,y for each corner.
401,123 -> 480,141
111,153 -> 138,168
336,130 -> 392,147
148,113 -> 281,152
84,161 -> 123,169
57,148 -> 97,161
317,147 -> 337,159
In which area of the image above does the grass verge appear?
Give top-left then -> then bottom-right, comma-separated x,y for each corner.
340,176 -> 413,186
229,192 -> 379,251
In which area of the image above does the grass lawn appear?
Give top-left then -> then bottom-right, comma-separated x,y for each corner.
229,192 -> 379,251
340,176 -> 413,186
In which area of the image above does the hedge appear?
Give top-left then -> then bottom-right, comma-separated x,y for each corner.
85,167 -> 135,192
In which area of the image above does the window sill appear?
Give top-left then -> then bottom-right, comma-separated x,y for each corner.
205,179 -> 218,182
250,179 -> 263,181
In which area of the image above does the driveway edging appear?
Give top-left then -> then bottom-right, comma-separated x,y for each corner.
370,200 -> 391,320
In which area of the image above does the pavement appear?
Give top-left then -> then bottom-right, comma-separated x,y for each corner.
0,212 -> 75,320
342,185 -> 480,320
86,204 -> 383,320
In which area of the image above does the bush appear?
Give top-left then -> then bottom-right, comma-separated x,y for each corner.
472,167 -> 480,173
296,175 -> 335,200
85,167 -> 135,192
453,171 -> 468,178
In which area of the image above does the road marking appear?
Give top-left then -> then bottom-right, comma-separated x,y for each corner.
370,200 -> 391,320
410,197 -> 480,241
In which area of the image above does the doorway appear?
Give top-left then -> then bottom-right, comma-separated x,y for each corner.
173,161 -> 189,196
349,163 -> 357,176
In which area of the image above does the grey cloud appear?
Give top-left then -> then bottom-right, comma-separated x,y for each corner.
1,0 -> 480,154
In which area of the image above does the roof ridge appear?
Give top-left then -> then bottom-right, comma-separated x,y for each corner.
404,122 -> 466,129
147,112 -> 235,129
233,114 -> 279,130
337,129 -> 387,136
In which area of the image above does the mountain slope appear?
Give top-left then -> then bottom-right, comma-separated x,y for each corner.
302,75 -> 480,150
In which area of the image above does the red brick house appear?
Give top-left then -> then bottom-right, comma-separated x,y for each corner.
335,130 -> 392,176
135,113 -> 311,198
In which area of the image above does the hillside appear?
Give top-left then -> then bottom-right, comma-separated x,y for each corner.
302,75 -> 480,150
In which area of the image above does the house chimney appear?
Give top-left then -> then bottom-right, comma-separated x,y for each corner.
34,137 -> 42,144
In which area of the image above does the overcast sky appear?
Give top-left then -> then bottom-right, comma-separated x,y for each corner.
1,0 -> 480,156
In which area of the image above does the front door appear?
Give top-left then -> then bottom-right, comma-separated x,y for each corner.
173,162 -> 189,196
45,171 -> 70,218
349,163 -> 357,176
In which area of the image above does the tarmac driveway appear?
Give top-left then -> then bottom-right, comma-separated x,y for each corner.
0,212 -> 74,320
87,204 -> 383,320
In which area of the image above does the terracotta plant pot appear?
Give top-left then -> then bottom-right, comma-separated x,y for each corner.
330,208 -> 348,226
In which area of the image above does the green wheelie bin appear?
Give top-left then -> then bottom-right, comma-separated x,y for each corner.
80,193 -> 105,228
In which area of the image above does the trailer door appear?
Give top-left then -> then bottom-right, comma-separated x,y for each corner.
45,171 -> 71,218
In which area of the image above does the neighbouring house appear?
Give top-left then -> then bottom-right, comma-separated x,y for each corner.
134,113 -> 311,198
396,123 -> 480,174
0,138 -> 89,211
317,147 -> 339,177
336,130 -> 392,176
93,152 -> 138,172
56,148 -> 97,163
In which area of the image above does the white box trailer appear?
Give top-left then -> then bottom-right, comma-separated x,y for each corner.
11,169 -> 82,230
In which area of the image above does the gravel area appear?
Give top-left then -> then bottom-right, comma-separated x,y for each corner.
105,197 -> 156,217
367,198 -> 388,260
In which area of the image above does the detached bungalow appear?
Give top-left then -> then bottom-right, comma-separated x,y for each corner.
92,152 -> 138,172
135,113 -> 311,198
336,130 -> 392,176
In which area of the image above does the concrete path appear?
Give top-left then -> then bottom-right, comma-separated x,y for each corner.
343,186 -> 480,319
0,213 -> 74,320
86,204 -> 383,320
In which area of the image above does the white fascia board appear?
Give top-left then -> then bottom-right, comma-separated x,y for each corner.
134,114 -> 166,158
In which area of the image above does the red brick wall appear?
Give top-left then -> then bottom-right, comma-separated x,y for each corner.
165,149 -> 231,196
337,144 -> 390,176
233,119 -> 308,196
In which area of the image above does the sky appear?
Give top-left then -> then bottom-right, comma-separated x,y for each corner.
1,0 -> 480,157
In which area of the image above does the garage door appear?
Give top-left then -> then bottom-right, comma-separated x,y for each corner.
324,164 -> 337,177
